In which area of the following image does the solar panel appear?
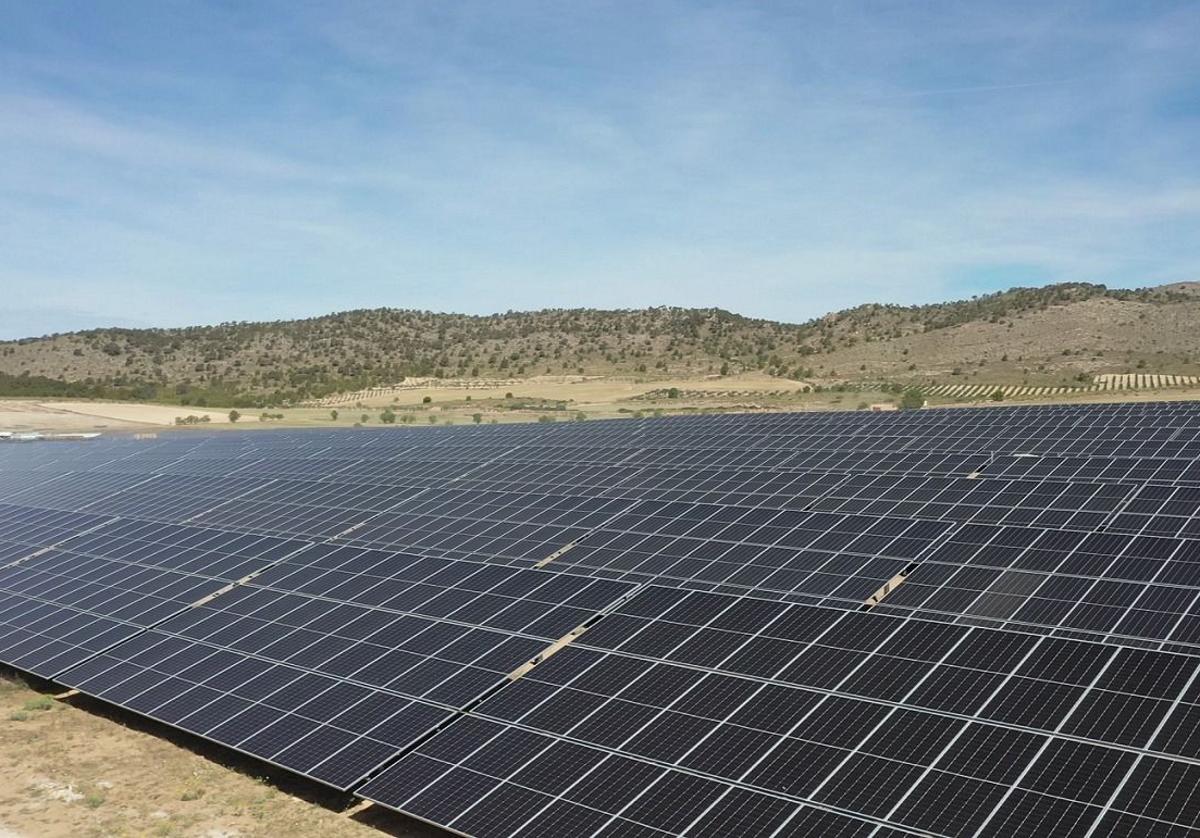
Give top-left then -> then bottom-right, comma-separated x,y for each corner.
2,401 -> 1200,836
880,524 -> 1200,650
364,586 -> 1200,836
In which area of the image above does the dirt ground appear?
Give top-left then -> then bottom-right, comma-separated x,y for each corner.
0,675 -> 443,838
0,402 -> 230,433
0,374 -> 826,434
6,372 -> 1200,437
335,372 -> 808,408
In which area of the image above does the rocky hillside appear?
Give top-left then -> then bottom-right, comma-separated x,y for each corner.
1,282 -> 1198,407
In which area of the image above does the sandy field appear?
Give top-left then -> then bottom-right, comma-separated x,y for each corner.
335,372 -> 808,408
0,401 -> 230,433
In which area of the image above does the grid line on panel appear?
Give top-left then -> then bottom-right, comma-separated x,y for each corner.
336,578 -> 649,796
179,477 -> 283,526
413,597 -> 1200,835
865,627 -> 1060,832
578,591 -> 915,836
558,592 -> 1200,765
370,703 -> 1200,838
360,723 -> 926,838
242,550 -> 638,649
0,515 -> 122,571
58,633 -> 457,791
966,646 -> 1128,835
1080,652 -> 1200,837
863,521 -> 965,609
5,403 -> 1200,838
802,621 -> 982,803
879,523 -> 1200,652
72,471 -> 176,513
896,633 -> 1140,834
0,539 -> 319,679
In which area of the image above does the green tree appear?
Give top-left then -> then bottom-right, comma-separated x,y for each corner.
422,395 -> 432,404
360,413 -> 369,423
667,387 -> 680,399
330,409 -> 339,420
990,389 -> 1005,401
899,388 -> 925,410
228,409 -> 240,423
380,407 -> 397,424
472,413 -> 482,424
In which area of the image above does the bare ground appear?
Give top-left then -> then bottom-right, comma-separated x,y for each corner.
0,402 -> 230,433
0,675 -> 444,838
6,368 -> 1200,438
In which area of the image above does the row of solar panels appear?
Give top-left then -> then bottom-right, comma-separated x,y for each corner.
3,403 -> 1200,836
8,399 -> 1200,464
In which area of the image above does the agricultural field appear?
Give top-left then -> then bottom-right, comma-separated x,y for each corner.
922,373 -> 1200,402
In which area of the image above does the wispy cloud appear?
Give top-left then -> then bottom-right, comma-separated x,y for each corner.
0,1 -> 1197,338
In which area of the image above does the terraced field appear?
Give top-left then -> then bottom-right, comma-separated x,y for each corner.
925,373 -> 1200,401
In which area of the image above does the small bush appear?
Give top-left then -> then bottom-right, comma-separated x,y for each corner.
22,696 -> 53,712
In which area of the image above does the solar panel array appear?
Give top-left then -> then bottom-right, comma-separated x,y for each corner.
3,402 -> 1200,836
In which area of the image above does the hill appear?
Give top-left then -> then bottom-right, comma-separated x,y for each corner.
2,282 -> 1199,408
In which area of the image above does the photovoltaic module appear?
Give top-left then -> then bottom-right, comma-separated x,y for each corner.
2,403 -> 1200,836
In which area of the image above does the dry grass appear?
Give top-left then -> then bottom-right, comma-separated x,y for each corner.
810,296 -> 1200,387
0,675 -> 441,838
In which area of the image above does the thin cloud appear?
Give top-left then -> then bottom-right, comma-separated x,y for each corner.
0,1 -> 1197,338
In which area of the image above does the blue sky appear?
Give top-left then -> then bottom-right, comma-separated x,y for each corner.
1,1 -> 1198,338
